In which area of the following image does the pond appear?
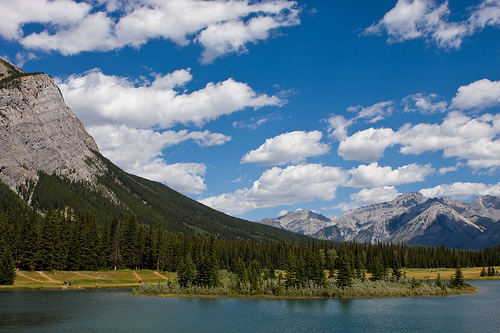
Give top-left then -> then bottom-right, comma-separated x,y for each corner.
1,281 -> 499,332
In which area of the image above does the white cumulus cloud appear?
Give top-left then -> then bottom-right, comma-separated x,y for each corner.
58,68 -> 281,129
348,162 -> 435,188
364,0 -> 500,49
403,93 -> 447,113
241,130 -> 330,165
88,124 -> 230,194
450,79 -> 500,110
3,0 -> 300,62
325,115 -> 353,141
0,0 -> 90,40
200,163 -> 348,215
347,101 -> 394,123
338,127 -> 398,162
420,181 -> 500,199
338,110 -> 500,169
350,186 -> 400,207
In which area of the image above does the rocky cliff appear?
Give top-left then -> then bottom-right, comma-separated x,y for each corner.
0,57 -> 104,201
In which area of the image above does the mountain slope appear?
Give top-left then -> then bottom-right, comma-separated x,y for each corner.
259,209 -> 334,235
0,58 -> 309,243
258,192 -> 500,249
0,57 -> 104,199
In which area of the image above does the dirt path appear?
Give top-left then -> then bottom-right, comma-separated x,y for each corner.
17,272 -> 44,282
37,271 -> 58,282
154,271 -> 169,280
70,271 -> 103,280
133,271 -> 141,281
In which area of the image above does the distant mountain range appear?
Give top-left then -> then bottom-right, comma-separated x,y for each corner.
0,57 -> 308,244
258,192 -> 500,249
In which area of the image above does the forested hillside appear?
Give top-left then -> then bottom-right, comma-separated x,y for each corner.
2,190 -> 500,279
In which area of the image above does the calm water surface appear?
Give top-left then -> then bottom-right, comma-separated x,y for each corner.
1,281 -> 499,332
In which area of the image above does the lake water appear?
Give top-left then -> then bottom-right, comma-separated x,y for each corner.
1,281 -> 499,332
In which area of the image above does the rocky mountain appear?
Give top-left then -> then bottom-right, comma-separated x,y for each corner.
257,192 -> 500,249
0,57 -> 309,243
259,209 -> 335,235
0,57 -> 105,201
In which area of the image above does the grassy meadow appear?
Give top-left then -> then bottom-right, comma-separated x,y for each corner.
0,269 -> 176,290
1,267 -> 497,291
403,267 -> 500,281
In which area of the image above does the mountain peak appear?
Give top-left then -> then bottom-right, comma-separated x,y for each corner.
391,192 -> 428,206
0,62 -> 103,198
0,57 -> 25,80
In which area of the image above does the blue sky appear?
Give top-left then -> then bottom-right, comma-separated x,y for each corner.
2,0 -> 500,221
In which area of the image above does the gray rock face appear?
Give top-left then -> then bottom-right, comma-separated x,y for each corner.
259,209 -> 334,235
257,192 -> 500,249
463,196 -> 500,222
0,58 -> 104,198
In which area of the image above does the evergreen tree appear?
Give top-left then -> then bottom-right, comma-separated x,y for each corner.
336,252 -> 352,288
109,217 -> 121,270
0,208 -> 11,249
235,258 -> 249,285
97,224 -> 111,269
0,246 -> 16,285
285,250 -> 298,288
196,254 -> 214,287
21,209 -> 41,270
481,267 -> 487,277
196,235 -> 219,288
450,266 -> 466,288
121,214 -> 139,269
435,273 -> 443,288
312,252 -> 326,286
143,226 -> 157,270
371,254 -> 386,281
177,253 -> 196,287
325,248 -> 337,278
40,207 -> 60,270
392,256 -> 402,280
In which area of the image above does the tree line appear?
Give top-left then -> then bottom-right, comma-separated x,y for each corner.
1,205 -> 500,286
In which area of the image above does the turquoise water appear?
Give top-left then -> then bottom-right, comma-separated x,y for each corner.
1,281 -> 499,332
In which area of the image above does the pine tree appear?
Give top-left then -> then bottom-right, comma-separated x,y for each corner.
21,209 -> 41,270
435,273 -> 443,288
0,246 -> 16,285
109,217 -> 121,270
336,252 -> 352,288
392,256 -> 402,280
450,266 -> 466,288
285,250 -> 298,288
312,252 -> 326,285
370,254 -> 386,281
40,207 -> 60,270
177,253 -> 196,288
121,214 -> 139,269
481,267 -> 487,277
326,248 -> 337,278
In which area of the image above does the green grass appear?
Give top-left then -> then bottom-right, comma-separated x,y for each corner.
0,269 -> 177,290
2,267 -> 497,291
404,267 -> 500,281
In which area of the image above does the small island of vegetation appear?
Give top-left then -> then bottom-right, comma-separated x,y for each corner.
135,255 -> 478,299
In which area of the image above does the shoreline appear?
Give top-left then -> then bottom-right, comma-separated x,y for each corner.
1,267 -> 497,291
144,285 -> 479,300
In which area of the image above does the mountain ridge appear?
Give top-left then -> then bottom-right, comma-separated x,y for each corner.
257,192 -> 500,249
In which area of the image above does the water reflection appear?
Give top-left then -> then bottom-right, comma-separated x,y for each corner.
1,281 -> 499,333
0,312 -> 67,330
